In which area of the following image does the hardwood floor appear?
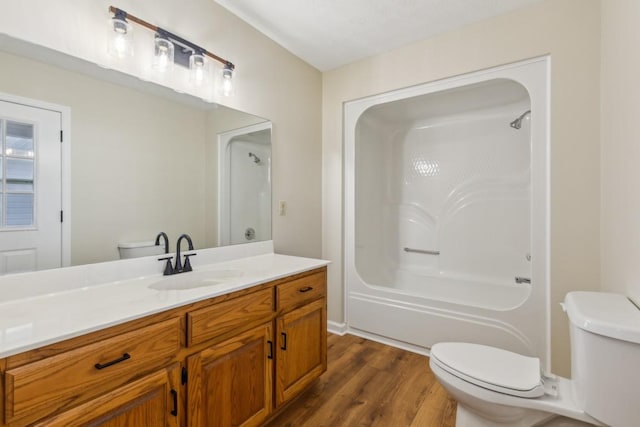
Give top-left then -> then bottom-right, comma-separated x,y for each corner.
266,333 -> 457,427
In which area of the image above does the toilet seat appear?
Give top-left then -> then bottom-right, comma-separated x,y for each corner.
430,342 -> 545,398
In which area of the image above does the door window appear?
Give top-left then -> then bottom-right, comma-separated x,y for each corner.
1,119 -> 35,228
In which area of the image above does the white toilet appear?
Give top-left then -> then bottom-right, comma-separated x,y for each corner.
117,241 -> 165,259
430,291 -> 640,426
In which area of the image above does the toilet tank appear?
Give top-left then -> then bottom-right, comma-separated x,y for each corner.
117,241 -> 165,259
564,292 -> 640,427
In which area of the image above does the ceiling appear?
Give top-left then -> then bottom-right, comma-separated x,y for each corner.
214,0 -> 544,71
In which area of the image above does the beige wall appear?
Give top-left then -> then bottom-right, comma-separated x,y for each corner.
0,0 -> 323,259
601,1 -> 640,299
323,0 -> 601,375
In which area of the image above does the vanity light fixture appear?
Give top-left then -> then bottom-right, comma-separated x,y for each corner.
108,6 -> 235,92
189,52 -> 207,85
221,63 -> 234,96
107,9 -> 133,58
152,32 -> 174,72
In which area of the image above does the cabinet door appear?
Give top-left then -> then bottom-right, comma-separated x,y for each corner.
275,298 -> 327,407
187,323 -> 273,427
33,364 -> 181,427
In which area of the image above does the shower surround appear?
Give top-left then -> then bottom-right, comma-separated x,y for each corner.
217,122 -> 272,246
343,58 -> 551,368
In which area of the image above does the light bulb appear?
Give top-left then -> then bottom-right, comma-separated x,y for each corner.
189,53 -> 207,85
153,36 -> 174,72
114,34 -> 127,55
107,17 -> 133,58
221,65 -> 233,96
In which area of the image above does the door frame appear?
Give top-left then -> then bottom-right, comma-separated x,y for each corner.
0,91 -> 71,268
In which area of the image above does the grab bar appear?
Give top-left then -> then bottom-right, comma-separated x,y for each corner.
515,277 -> 531,284
404,247 -> 440,255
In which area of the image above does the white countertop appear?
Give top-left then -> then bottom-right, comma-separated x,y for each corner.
0,251 -> 329,358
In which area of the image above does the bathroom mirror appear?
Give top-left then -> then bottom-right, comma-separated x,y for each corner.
0,35 -> 271,272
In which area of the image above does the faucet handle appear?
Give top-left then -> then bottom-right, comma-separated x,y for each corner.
183,253 -> 197,272
158,256 -> 175,276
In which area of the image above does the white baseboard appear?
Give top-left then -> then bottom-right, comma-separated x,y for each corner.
327,321 -> 348,336
346,328 -> 430,356
327,323 -> 431,357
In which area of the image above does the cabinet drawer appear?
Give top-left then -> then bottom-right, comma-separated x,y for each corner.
4,318 -> 180,425
187,287 -> 274,346
276,270 -> 326,313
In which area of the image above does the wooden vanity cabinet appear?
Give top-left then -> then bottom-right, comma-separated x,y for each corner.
275,270 -> 327,408
0,266 -> 327,427
184,268 -> 328,425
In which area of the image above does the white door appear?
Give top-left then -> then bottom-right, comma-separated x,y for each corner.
0,100 -> 62,275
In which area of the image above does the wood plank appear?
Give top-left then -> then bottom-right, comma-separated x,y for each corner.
266,334 -> 457,427
411,380 -> 458,427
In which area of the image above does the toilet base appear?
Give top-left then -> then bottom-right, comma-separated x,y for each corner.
455,401 -> 556,427
456,404 -> 594,427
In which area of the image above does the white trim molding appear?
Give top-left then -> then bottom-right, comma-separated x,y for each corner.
327,320 -> 348,336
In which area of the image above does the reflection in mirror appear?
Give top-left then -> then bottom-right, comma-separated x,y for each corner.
218,122 -> 272,246
0,35 -> 271,275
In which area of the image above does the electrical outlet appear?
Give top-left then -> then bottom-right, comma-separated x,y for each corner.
279,200 -> 287,216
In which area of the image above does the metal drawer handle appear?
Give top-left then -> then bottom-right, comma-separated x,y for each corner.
170,389 -> 178,416
281,332 -> 288,350
267,340 -> 274,359
94,353 -> 131,370
298,286 -> 313,293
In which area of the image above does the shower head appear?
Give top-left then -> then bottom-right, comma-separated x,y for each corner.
248,152 -> 261,164
510,110 -> 531,130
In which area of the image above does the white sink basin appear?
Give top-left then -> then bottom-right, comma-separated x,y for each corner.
148,270 -> 244,291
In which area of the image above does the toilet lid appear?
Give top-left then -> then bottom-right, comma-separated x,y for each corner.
430,342 -> 545,398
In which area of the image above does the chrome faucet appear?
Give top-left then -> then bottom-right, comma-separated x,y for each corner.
157,233 -> 196,276
154,232 -> 169,254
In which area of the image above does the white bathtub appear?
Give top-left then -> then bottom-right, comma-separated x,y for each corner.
386,269 -> 531,311
344,57 -> 551,369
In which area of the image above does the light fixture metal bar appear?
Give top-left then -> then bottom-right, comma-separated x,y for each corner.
109,5 -> 235,70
